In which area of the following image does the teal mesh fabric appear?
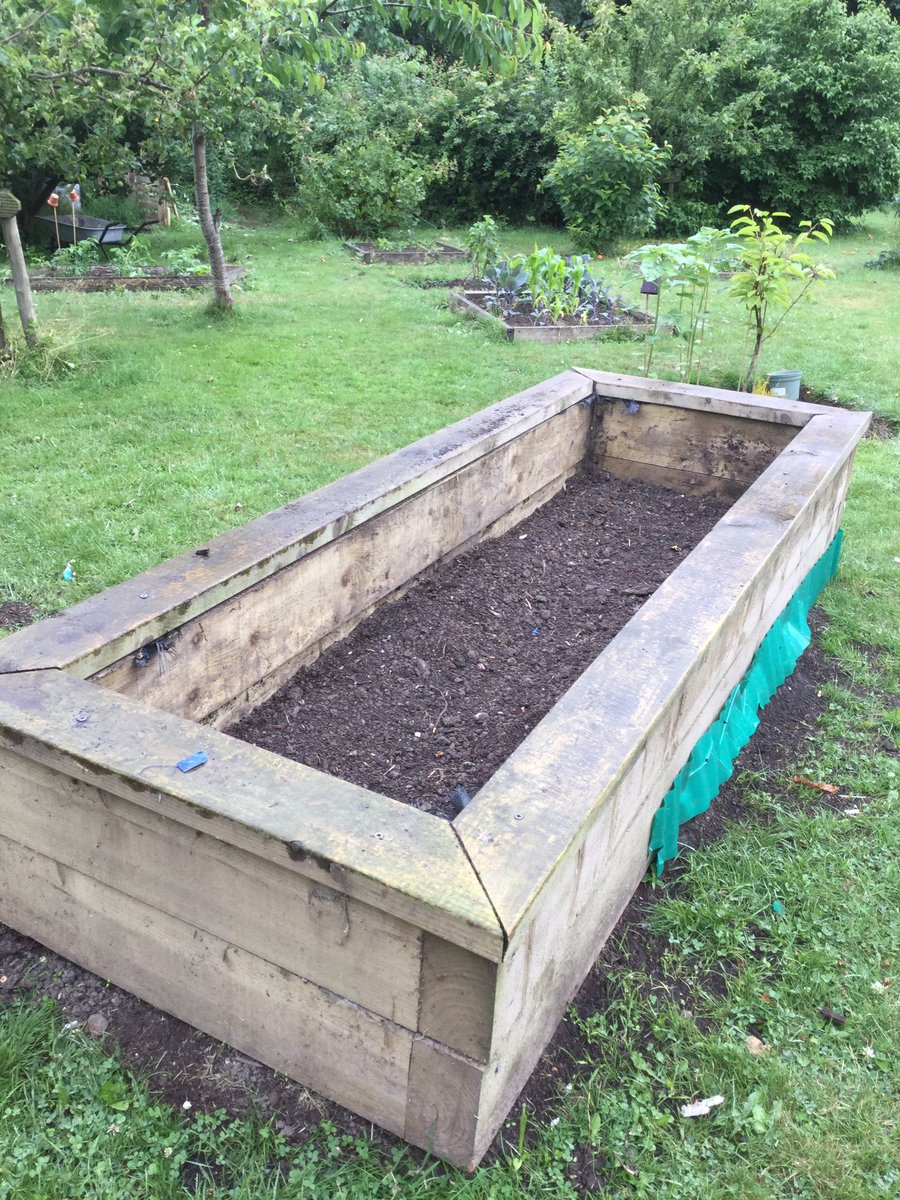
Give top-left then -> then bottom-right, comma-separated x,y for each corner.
649,531 -> 843,875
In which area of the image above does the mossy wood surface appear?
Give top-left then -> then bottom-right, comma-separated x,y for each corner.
0,371 -> 869,1167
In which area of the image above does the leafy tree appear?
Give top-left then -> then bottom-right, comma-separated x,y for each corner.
0,1 -> 136,214
557,0 -> 900,229
427,61 -> 562,223
2,0 -> 545,308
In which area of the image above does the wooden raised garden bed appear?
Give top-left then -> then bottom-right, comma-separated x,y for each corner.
345,239 -> 467,265
0,371 -> 868,1167
451,289 -> 651,342
9,264 -> 246,293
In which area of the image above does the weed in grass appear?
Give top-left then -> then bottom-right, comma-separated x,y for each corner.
0,319 -> 98,383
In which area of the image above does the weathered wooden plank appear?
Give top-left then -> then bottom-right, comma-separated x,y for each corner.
455,410 -> 868,941
600,455 -> 749,500
0,748 -> 423,1026
405,1037 -> 486,1167
450,294 -> 648,343
418,935 -> 497,1063
472,786 -> 659,1163
0,372 -> 591,677
0,832 -> 412,1135
464,419 -> 866,1151
596,400 -> 796,485
0,670 -> 504,960
571,367 -> 832,425
87,408 -> 590,727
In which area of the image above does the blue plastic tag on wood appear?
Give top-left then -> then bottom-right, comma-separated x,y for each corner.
177,750 -> 209,773
649,531 -> 843,876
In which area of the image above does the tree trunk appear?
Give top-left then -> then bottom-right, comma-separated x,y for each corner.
743,321 -> 764,393
192,124 -> 232,311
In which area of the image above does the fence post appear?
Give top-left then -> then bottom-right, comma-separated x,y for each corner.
0,191 -> 39,348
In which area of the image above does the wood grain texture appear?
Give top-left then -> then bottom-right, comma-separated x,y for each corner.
0,748 -> 423,1025
418,934 -> 497,1062
405,1037 -> 486,1167
596,400 -> 796,485
0,832 -> 412,1135
0,670 -> 503,959
600,456 -> 750,500
455,410 -> 869,940
450,293 -> 648,343
464,413 -> 867,1149
0,372 -> 590,677
571,367 -> 833,425
87,407 -> 590,727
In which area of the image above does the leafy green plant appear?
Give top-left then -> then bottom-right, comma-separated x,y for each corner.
156,247 -> 210,276
465,215 -> 502,279
727,206 -> 834,390
522,245 -> 578,322
628,226 -> 737,380
482,260 -> 528,319
544,106 -> 670,251
482,247 -> 621,328
51,240 -> 104,275
865,247 -> 900,271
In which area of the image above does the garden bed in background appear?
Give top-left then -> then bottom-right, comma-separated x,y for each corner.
7,264 -> 246,292
345,239 -> 466,265
451,289 -> 652,342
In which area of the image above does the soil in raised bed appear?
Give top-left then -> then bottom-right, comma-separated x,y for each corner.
229,469 -> 732,819
457,289 -> 651,330
11,264 -> 246,292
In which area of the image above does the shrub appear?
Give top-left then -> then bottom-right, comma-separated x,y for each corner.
291,55 -> 450,237
565,0 -> 900,225
426,64 -> 562,224
544,107 -> 669,250
296,133 -> 441,238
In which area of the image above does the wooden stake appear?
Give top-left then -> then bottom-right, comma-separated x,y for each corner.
0,191 -> 38,348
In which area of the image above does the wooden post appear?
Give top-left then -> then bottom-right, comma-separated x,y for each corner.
0,191 -> 38,348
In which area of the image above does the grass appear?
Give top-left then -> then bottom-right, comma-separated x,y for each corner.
3,210 -> 898,618
1,208 -> 899,1198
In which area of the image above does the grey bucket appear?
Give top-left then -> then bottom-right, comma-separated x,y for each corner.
767,370 -> 803,401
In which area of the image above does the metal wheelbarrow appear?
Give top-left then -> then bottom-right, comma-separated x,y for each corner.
32,214 -> 159,258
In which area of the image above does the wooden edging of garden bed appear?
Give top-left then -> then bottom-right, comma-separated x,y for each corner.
8,264 -> 246,292
345,239 -> 467,265
0,371 -> 869,1168
450,289 -> 652,342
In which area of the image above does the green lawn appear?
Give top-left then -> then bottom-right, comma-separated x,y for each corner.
1,212 -> 898,1199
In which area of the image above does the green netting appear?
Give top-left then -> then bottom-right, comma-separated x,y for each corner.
649,530 -> 844,875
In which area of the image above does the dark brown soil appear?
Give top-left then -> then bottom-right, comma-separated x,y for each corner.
229,469 -> 731,818
0,600 -> 37,630
9,265 -> 246,293
0,470 -> 882,1178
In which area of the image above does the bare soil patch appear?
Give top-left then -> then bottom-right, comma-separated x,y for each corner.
229,468 -> 730,818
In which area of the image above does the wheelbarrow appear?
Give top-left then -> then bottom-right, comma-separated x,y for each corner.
32,214 -> 159,258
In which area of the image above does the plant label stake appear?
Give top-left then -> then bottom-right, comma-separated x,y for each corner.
48,191 -> 61,249
69,188 -> 80,247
